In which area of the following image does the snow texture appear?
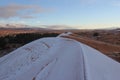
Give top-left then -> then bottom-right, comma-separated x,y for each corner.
0,33 -> 120,80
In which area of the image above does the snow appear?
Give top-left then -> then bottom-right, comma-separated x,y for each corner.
58,32 -> 73,37
80,43 -> 120,80
0,33 -> 120,80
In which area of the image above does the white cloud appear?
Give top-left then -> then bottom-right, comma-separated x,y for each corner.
111,0 -> 120,7
80,0 -> 98,5
41,25 -> 75,29
0,4 -> 48,19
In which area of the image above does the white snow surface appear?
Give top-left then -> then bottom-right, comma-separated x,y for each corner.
0,34 -> 120,80
58,32 -> 73,37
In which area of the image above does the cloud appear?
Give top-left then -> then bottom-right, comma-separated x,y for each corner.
80,0 -> 120,6
80,0 -> 98,5
0,4 -> 47,19
111,0 -> 120,7
41,25 -> 75,29
20,15 -> 35,19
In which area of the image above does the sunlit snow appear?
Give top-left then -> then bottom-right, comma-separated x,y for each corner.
0,33 -> 120,80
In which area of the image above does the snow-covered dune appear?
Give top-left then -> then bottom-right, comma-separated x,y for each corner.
0,33 -> 120,80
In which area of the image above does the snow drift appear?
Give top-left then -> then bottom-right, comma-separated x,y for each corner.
0,33 -> 120,80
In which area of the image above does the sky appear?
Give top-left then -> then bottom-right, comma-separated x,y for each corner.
0,0 -> 120,29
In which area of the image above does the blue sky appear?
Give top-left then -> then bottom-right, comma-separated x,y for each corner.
0,0 -> 120,29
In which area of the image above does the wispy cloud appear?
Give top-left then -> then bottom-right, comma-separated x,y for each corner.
41,25 -> 75,29
0,4 -> 48,19
80,0 -> 98,5
111,0 -> 120,7
20,15 -> 35,19
80,0 -> 120,6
